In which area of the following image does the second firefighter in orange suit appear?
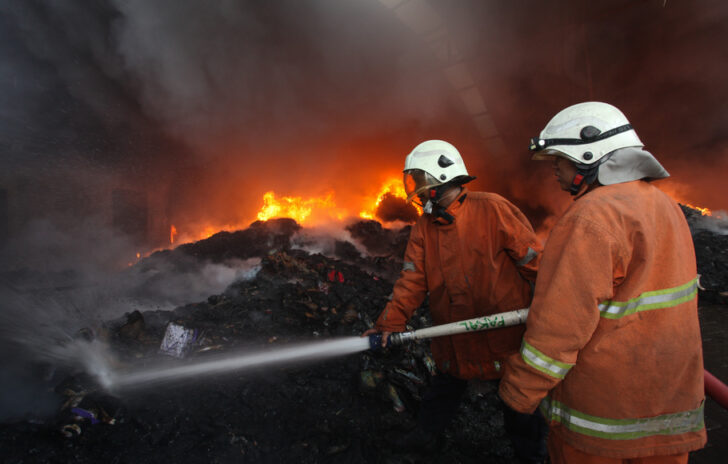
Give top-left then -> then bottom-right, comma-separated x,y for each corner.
499,102 -> 706,464
364,140 -> 547,462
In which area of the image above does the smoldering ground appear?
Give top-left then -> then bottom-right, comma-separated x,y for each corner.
0,213 -> 407,424
0,213 -> 725,463
0,215 -> 524,463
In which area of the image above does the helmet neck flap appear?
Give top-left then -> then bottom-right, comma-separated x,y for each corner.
530,102 -> 668,194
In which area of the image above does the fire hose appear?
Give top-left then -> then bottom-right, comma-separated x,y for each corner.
368,308 -> 728,410
368,308 -> 529,349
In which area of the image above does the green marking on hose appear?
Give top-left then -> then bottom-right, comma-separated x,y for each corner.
458,315 -> 505,331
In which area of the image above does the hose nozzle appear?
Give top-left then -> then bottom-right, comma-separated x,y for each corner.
368,333 -> 384,351
368,331 -> 416,351
389,332 -> 415,345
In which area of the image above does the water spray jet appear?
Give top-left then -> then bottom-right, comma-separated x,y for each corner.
103,336 -> 371,392
94,309 -> 531,393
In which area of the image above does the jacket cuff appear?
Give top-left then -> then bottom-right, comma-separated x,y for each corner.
498,380 -> 539,414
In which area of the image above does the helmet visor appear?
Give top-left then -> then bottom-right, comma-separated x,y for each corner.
403,170 -> 439,203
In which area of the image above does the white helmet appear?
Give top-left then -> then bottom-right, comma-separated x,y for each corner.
529,102 -> 643,165
530,102 -> 669,194
403,140 -> 473,203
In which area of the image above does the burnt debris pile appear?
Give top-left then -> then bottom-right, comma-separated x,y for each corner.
0,218 -> 514,463
1,208 -> 725,462
680,205 -> 728,304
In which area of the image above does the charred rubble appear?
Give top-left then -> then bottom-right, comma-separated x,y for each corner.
0,219 -> 513,464
680,205 -> 728,304
1,208 -> 726,463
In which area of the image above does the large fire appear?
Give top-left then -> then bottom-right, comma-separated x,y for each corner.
252,177 -> 412,225
167,176 -> 415,246
256,191 -> 345,223
165,177 -> 718,249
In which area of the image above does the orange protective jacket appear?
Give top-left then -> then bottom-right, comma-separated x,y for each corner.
375,188 -> 541,380
499,181 -> 706,459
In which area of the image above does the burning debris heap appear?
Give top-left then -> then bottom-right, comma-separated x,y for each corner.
0,218 -> 513,463
1,207 -> 725,463
680,204 -> 728,304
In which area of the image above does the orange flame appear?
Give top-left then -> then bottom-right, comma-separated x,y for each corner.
201,226 -> 217,239
359,177 -> 409,220
256,191 -> 345,224
168,177 -> 417,247
683,203 -> 712,216
127,251 -> 142,267
657,183 -> 714,217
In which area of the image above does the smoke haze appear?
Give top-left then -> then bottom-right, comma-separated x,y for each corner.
3,1 -> 727,234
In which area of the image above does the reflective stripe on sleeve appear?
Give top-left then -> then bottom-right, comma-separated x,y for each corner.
521,340 -> 574,379
402,262 -> 416,272
516,247 -> 538,267
598,278 -> 698,319
540,397 -> 705,440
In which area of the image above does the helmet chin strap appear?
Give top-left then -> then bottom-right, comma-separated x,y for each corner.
426,186 -> 455,223
569,163 -> 601,195
569,173 -> 586,195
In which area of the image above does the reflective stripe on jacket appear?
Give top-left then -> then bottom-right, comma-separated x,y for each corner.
375,188 -> 541,380
499,181 -> 706,458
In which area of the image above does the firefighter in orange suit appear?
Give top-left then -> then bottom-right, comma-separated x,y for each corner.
499,102 -> 706,464
363,140 -> 547,462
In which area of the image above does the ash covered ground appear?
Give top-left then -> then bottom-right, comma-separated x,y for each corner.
0,211 -> 727,463
0,219 -> 513,463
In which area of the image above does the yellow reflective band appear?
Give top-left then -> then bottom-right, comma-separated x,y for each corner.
521,340 -> 574,380
540,397 -> 705,440
598,278 -> 698,319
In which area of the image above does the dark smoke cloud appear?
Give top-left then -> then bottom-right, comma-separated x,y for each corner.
108,0 -> 455,162
0,2 -> 170,166
376,193 -> 419,223
455,0 -> 728,217
2,1 -> 727,256
2,1 -> 727,225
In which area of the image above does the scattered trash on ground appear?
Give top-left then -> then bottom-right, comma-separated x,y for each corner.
0,214 -> 725,463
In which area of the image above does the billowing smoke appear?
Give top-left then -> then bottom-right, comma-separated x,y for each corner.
459,0 -> 728,220
1,0 -> 485,241
103,0 -> 471,227
376,193 -> 419,223
3,0 -> 727,236
689,211 -> 728,236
